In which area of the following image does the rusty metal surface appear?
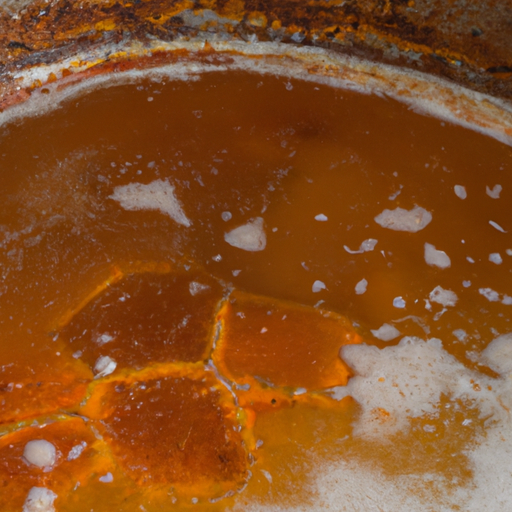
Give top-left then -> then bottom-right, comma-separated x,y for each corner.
0,0 -> 511,100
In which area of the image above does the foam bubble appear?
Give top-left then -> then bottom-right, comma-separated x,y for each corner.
371,323 -> 401,341
375,206 -> 432,232
23,440 -> 56,469
424,243 -> 451,269
23,487 -> 57,512
429,286 -> 458,307
224,217 -> 266,252
110,179 -> 191,227
454,185 -> 467,199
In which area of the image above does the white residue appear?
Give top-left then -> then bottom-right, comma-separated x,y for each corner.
315,213 -> 328,221
454,185 -> 467,199
463,280 -> 472,288
232,269 -> 241,276
374,205 -> 432,232
371,323 -> 401,341
429,286 -> 458,307
489,253 -> 503,264
489,220 -> 507,233
96,333 -> 114,346
67,442 -> 87,461
452,329 -> 468,342
479,287 -> 512,305
312,280 -> 327,293
424,243 -> 451,269
486,184 -> 502,199
23,487 -> 57,512
221,211 -> 232,221
355,278 -> 368,295
344,238 -> 378,254
110,179 -> 191,227
189,281 -> 210,296
393,296 -> 406,308
507,249 -> 512,256
23,440 -> 56,469
93,356 -> 117,379
99,472 -> 114,483
224,217 -> 266,252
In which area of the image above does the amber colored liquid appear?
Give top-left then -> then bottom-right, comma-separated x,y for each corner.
0,71 -> 511,511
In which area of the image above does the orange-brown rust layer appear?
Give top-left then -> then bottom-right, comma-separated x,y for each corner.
0,416 -> 118,511
59,267 -> 223,370
80,366 -> 250,500
0,0 -> 510,101
0,357 -> 91,426
213,291 -> 361,391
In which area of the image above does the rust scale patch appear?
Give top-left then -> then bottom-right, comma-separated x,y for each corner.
0,0 -> 510,102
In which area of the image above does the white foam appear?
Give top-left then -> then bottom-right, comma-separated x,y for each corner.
312,280 -> 327,293
454,185 -> 467,199
23,487 -> 57,512
375,206 -> 432,232
23,440 -> 56,469
110,179 -> 191,227
481,333 -> 512,375
224,217 -> 266,252
355,278 -> 368,295
344,238 -> 378,254
93,356 -> 117,378
486,184 -> 502,199
489,252 -> 503,264
371,323 -> 401,341
189,281 -> 210,296
429,286 -> 458,307
424,243 -> 451,269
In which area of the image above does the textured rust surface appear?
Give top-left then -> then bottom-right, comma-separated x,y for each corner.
0,0 -> 510,99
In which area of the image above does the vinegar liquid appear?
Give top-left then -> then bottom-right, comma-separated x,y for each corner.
0,70 -> 511,511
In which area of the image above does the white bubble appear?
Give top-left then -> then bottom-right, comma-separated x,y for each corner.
375,205 -> 432,232
424,243 -> 451,269
23,440 -> 56,468
312,280 -> 327,293
454,185 -> 467,199
23,487 -> 57,512
224,217 -> 266,252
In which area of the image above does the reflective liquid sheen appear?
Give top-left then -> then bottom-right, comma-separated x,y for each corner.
0,71 -> 511,511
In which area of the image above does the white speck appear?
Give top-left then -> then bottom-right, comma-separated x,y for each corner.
232,269 -> 241,276
221,211 -> 232,221
260,327 -> 268,334
312,280 -> 327,293
344,239 -> 378,254
224,217 -> 266,252
429,286 -> 458,307
96,333 -> 114,346
212,254 -> 222,262
393,296 -> 406,308
23,487 -> 57,512
388,185 -> 403,200
502,295 -> 512,305
192,110 -> 202,118
452,329 -> 467,342
423,424 -> 436,433
23,440 -> 56,469
454,185 -> 467,199
371,323 -> 401,341
462,280 -> 472,288
489,253 -> 503,265
261,469 -> 273,484
489,220 -> 507,233
375,205 -> 432,232
110,179 -> 191,227
272,227 -> 278,232
315,213 -> 328,221
462,419 -> 472,426
93,356 -> 117,379
147,97 -> 153,102
189,282 -> 210,296
486,184 -> 502,198
355,278 -> 368,295
67,442 -> 87,461
72,350 -> 82,359
191,497 -> 199,504
467,257 -> 475,263
506,249 -> 512,256
99,472 -> 114,483
285,81 -> 294,90
424,243 -> 451,269
479,288 -> 500,302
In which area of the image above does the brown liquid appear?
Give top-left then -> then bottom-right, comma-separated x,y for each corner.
0,71 -> 511,510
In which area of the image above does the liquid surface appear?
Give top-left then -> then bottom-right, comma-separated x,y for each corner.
0,71 -> 511,511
